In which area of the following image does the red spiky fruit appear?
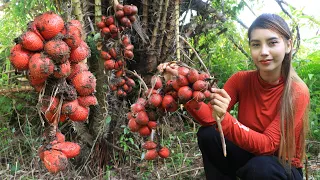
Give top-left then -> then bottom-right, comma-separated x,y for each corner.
61,99 -> 79,115
44,40 -> 70,63
151,75 -> 162,90
144,149 -> 158,160
51,141 -> 81,158
162,94 -> 178,112
147,121 -> 157,129
42,150 -> 68,173
64,24 -> 82,49
77,95 -> 98,107
68,105 -> 89,122
193,80 -> 209,92
142,141 -> 157,150
178,86 -> 193,103
67,62 -> 89,80
135,111 -> 149,125
28,53 -> 54,79
158,147 -> 170,158
148,93 -> 163,108
69,41 -> 90,63
71,71 -> 96,96
9,44 -> 33,70
53,60 -> 71,79
128,118 -> 140,132
36,12 -> 64,40
20,31 -> 44,51
178,66 -> 190,76
187,68 -> 199,84
139,126 -> 151,137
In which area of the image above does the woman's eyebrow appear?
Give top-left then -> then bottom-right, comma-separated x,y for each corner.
250,37 -> 279,43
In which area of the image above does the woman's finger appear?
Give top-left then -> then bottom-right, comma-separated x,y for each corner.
210,98 -> 228,111
210,88 -> 231,101
210,93 -> 230,105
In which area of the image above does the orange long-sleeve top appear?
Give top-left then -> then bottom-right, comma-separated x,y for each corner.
185,70 -> 309,168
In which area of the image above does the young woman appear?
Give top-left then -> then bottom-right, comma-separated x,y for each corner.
160,13 -> 310,179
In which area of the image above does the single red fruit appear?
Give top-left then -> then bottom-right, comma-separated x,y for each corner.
187,68 -> 199,84
144,149 -> 158,160
192,91 -> 206,102
53,60 -> 71,79
44,40 -> 70,64
77,95 -> 98,107
139,126 -> 151,137
128,118 -> 140,132
20,31 -> 44,51
178,66 -> 190,76
42,150 -> 68,173
68,105 -> 89,122
71,71 -> 96,96
148,93 -> 163,108
162,95 -> 178,112
67,62 -> 89,81
28,53 -> 54,79
178,86 -> 193,103
51,141 -> 81,158
36,12 -> 64,40
147,121 -> 157,129
158,147 -> 170,158
64,24 -> 82,49
9,44 -> 33,71
142,141 -> 157,150
135,111 -> 149,125
104,59 -> 116,70
69,41 -> 90,63
193,80 -> 209,92
61,99 -> 79,115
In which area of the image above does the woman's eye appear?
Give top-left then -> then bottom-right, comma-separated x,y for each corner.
251,43 -> 259,47
269,41 -> 278,45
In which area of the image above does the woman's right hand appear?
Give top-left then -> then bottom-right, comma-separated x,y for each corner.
209,88 -> 231,120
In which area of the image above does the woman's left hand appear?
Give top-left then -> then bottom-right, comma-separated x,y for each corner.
209,88 -> 231,120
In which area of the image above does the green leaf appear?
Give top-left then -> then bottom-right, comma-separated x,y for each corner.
105,115 -> 111,124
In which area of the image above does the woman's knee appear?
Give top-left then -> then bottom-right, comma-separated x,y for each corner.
197,126 -> 219,141
237,156 -> 289,180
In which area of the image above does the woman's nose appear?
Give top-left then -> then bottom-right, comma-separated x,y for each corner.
260,45 -> 270,56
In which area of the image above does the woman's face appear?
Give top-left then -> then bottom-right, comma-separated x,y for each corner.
249,28 -> 291,75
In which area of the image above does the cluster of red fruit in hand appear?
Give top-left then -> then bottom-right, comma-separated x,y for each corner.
8,11 -> 97,173
126,62 -> 220,160
96,3 -> 138,97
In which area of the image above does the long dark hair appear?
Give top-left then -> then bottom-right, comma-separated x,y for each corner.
247,13 -> 309,167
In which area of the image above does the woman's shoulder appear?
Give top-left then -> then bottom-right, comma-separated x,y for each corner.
292,80 -> 309,97
229,70 -> 257,80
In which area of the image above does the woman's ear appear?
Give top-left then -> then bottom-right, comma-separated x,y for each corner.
285,39 -> 292,54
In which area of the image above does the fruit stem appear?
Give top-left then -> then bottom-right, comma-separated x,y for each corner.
216,115 -> 227,157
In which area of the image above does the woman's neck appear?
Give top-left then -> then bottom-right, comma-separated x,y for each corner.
258,70 -> 281,85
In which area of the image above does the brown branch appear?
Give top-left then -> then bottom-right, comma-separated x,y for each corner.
158,0 -> 170,55
0,86 -> 34,95
142,0 -> 148,31
125,70 -> 148,92
179,35 -> 209,75
228,36 -> 250,59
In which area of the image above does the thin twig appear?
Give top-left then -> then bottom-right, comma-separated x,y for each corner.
125,70 -> 148,92
215,115 -> 227,157
179,35 -> 209,75
168,167 -> 204,178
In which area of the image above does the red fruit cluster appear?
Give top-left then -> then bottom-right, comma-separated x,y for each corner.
109,76 -> 135,98
8,12 -> 96,173
38,132 -> 81,173
115,4 -> 138,28
127,98 -> 156,136
97,4 -> 138,99
9,12 -> 92,93
142,141 -> 170,160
